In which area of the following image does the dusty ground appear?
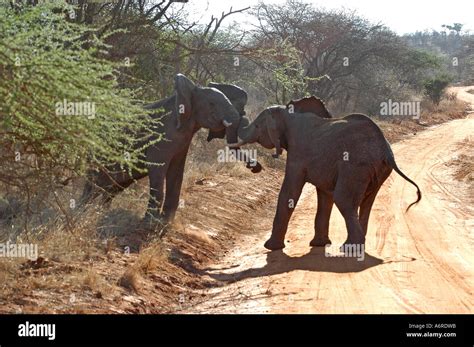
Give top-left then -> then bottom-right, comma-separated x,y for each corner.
0,168 -> 280,313
182,87 -> 474,313
0,88 -> 471,314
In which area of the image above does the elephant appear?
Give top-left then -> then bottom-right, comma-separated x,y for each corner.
228,104 -> 422,251
80,74 -> 262,225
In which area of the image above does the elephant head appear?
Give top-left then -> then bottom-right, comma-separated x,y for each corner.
286,96 -> 332,118
229,95 -> 331,158
175,75 -> 262,173
205,82 -> 248,142
230,106 -> 289,159
175,74 -> 241,145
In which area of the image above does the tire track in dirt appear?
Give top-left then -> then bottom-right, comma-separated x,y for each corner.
184,88 -> 474,314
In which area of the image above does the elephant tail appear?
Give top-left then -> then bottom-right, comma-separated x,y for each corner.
344,113 -> 421,212
384,140 -> 422,212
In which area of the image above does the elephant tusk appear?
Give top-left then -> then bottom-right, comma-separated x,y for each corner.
222,120 -> 233,127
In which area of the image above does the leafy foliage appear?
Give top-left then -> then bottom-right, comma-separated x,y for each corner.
249,0 -> 446,114
0,2 -> 161,193
423,74 -> 453,105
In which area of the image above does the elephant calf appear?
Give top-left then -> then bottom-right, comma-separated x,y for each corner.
229,102 -> 421,251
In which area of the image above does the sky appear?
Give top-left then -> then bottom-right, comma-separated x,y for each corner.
174,0 -> 474,35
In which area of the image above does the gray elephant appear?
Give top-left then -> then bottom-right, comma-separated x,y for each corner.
228,103 -> 421,251
81,74 -> 261,224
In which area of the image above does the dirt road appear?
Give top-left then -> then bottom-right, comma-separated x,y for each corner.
186,88 -> 473,313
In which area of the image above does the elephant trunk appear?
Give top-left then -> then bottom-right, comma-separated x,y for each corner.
228,117 -> 256,148
225,117 -> 262,172
224,121 -> 239,145
221,105 -> 242,146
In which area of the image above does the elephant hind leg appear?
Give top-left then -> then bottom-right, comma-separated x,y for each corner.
359,167 -> 391,236
310,188 -> 334,247
333,173 -> 367,247
358,187 -> 381,237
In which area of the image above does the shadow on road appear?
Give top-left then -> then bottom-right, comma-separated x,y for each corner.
206,247 -> 385,282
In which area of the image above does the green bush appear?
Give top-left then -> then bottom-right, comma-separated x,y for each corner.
0,2 -> 161,193
423,74 -> 453,105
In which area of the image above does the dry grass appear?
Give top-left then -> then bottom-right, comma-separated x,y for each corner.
377,97 -> 468,143
82,268 -> 114,297
183,128 -> 284,189
134,243 -> 167,274
0,139 -> 281,313
118,268 -> 142,293
420,95 -> 466,118
446,137 -> 474,203
452,153 -> 474,182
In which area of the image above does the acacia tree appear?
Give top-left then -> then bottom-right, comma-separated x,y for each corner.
251,0 -> 441,114
423,74 -> 453,105
404,26 -> 474,85
0,2 -> 161,224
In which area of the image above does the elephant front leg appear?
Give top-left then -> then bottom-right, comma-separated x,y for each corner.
144,165 -> 167,226
310,188 -> 334,247
264,169 -> 305,251
162,154 -> 187,223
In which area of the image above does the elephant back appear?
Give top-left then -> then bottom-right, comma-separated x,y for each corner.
287,96 -> 332,118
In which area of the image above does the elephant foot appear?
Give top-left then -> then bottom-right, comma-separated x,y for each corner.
309,236 -> 331,247
264,237 -> 285,251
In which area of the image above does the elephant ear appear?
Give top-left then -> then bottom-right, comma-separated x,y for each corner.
175,74 -> 196,130
206,82 -> 248,141
265,110 -> 283,158
287,96 -> 332,118
208,82 -> 248,116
